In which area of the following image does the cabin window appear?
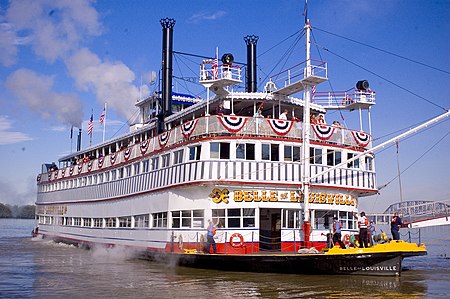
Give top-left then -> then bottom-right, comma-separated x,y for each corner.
347,153 -> 360,168
310,147 -> 322,164
74,217 -> 81,226
151,157 -> 159,170
105,171 -> 110,182
365,156 -> 373,171
284,145 -> 301,162
133,162 -> 140,175
236,143 -> 255,160
106,217 -> 117,228
134,214 -> 150,228
83,218 -> 92,227
171,209 -> 204,228
118,216 -> 132,228
339,211 -> 356,230
212,209 -> 226,228
98,174 -> 103,184
173,149 -> 184,165
243,208 -> 255,227
327,149 -> 342,166
93,218 -> 103,228
189,145 -> 201,160
118,168 -> 124,179
125,165 -> 132,177
282,209 -> 302,228
262,144 -> 279,161
111,170 -> 117,181
142,159 -> 150,172
210,142 -> 230,159
313,210 -> 333,230
152,212 -> 167,228
161,153 -> 170,168
66,217 -> 73,226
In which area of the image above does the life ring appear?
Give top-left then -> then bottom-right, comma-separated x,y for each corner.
229,233 -> 244,248
343,234 -> 350,246
178,234 -> 183,250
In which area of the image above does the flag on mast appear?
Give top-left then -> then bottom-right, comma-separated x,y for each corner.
99,107 -> 105,125
87,113 -> 94,136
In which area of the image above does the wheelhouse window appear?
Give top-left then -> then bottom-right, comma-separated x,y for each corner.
210,142 -> 230,159
365,156 -> 373,171
327,149 -> 342,166
310,147 -> 322,164
347,153 -> 360,168
284,145 -> 301,162
262,144 -> 279,161
189,145 -> 201,160
236,143 -> 255,160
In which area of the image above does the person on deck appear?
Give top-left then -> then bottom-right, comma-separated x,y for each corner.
216,103 -> 225,115
390,212 -> 403,241
279,109 -> 288,120
354,211 -> 369,248
206,219 -> 218,253
332,217 -> 346,249
369,221 -> 376,246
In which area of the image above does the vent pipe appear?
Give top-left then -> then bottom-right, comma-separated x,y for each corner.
76,128 -> 82,151
158,18 -> 176,134
244,35 -> 258,92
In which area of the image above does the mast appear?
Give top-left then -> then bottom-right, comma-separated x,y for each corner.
301,19 -> 312,247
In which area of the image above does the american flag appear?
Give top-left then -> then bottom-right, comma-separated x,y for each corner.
212,56 -> 218,79
311,85 -> 316,99
87,113 -> 94,135
99,108 -> 105,125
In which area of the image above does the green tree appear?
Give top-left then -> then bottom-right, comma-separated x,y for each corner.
0,203 -> 12,218
17,205 -> 35,219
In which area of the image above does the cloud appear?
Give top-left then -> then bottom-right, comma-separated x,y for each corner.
2,0 -> 102,65
0,176 -> 36,205
0,115 -> 33,145
187,11 -> 227,23
5,69 -> 84,127
66,48 -> 149,122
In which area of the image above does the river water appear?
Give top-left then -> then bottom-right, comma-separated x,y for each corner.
1,219 -> 449,298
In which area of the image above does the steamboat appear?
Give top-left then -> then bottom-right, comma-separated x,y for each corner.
35,16 -> 443,276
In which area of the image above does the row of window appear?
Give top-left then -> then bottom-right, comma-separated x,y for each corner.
38,208 -> 356,230
42,141 -> 372,193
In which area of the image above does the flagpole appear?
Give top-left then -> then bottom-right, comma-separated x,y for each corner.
70,126 -> 73,153
103,102 -> 107,143
89,109 -> 93,147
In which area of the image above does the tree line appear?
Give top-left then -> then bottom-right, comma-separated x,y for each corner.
0,203 -> 35,219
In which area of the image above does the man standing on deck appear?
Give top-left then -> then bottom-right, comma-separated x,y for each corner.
353,211 -> 369,248
206,219 -> 218,253
332,217 -> 346,249
390,212 -> 403,241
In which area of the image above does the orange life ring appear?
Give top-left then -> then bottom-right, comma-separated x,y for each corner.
229,233 -> 244,248
343,234 -> 350,246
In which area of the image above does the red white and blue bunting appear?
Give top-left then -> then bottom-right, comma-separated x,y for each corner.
69,166 -> 74,175
98,156 -> 104,169
61,168 -> 66,178
77,163 -> 83,172
140,139 -> 149,154
267,119 -> 293,136
110,152 -> 117,165
218,115 -> 248,133
36,174 -> 41,182
351,130 -> 371,147
312,124 -> 336,141
158,131 -> 170,147
87,160 -> 93,172
124,146 -> 132,161
181,119 -> 199,138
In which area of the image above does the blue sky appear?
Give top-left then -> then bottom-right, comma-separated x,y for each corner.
0,0 -> 449,212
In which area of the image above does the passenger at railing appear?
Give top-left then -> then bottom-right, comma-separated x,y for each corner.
317,114 -> 326,124
279,109 -> 288,120
332,120 -> 343,128
310,113 -> 318,124
216,103 -> 226,116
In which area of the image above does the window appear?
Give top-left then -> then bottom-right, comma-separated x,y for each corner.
74,217 -> 81,226
125,165 -> 132,177
310,147 -> 322,164
210,142 -> 230,159
172,210 -> 205,228
347,153 -> 360,168
283,209 -> 303,228
173,149 -> 184,165
111,170 -> 116,181
162,153 -> 170,168
284,145 -> 301,162
106,217 -> 117,228
152,212 -> 167,228
118,216 -> 132,228
98,173 -> 103,184
227,208 -> 241,228
118,168 -> 124,179
243,208 -> 255,227
189,145 -> 201,160
93,218 -> 103,228
365,156 -> 373,171
134,214 -> 149,228
192,210 -> 204,228
66,217 -> 73,226
83,218 -> 92,227
327,149 -> 342,166
151,157 -> 159,170
212,209 -> 226,228
339,211 -> 356,229
142,159 -> 149,172
104,171 -> 110,182
236,143 -> 255,160
313,210 -> 333,229
133,162 -> 140,175
262,144 -> 279,161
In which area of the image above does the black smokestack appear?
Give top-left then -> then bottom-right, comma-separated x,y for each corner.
77,128 -> 82,151
158,18 -> 176,134
244,35 -> 258,92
